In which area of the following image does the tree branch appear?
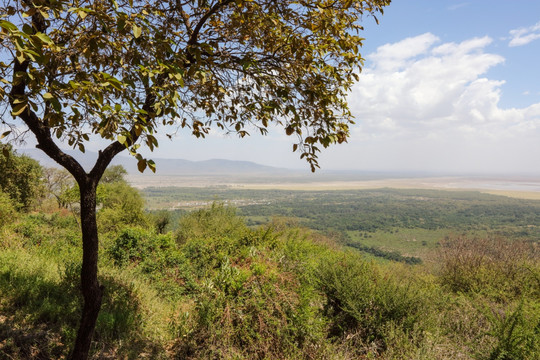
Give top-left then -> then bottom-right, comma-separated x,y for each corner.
187,0 -> 235,47
8,8 -> 88,183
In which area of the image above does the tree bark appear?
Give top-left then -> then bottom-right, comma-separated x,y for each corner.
70,179 -> 103,360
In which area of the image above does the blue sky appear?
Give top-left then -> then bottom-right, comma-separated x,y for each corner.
14,1 -> 540,175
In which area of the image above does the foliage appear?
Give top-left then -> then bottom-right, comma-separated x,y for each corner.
316,252 -> 426,352
1,197 -> 539,359
0,0 -> 390,171
482,300 -> 540,360
174,202 -> 246,244
148,210 -> 171,234
97,180 -> 148,232
0,190 -> 17,228
0,144 -> 43,211
109,227 -> 178,268
101,165 -> 128,184
346,241 -> 423,264
437,236 -> 539,301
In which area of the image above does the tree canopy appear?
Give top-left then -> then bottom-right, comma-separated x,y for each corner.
1,0 -> 389,172
0,144 -> 43,210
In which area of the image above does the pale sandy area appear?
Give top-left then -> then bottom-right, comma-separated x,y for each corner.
239,179 -> 540,200
128,174 -> 540,200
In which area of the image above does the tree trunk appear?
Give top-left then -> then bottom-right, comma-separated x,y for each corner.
71,180 -> 103,360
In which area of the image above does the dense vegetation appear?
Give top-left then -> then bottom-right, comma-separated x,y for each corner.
143,186 -> 540,234
144,186 -> 540,261
1,154 -> 539,359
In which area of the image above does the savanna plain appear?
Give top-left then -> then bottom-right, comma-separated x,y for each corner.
1,160 -> 539,359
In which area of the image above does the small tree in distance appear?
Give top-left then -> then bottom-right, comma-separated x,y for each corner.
0,0 -> 390,358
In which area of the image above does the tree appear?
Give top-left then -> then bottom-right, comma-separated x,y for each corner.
0,0 -> 390,358
101,164 -> 128,184
97,165 -> 148,231
43,166 -> 76,209
0,144 -> 43,211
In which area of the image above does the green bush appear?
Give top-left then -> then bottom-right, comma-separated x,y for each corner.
109,227 -> 175,267
0,190 -> 17,228
317,252 -> 426,352
483,300 -> 540,360
174,202 -> 246,244
173,233 -> 328,359
0,145 -> 44,211
96,179 -> 149,232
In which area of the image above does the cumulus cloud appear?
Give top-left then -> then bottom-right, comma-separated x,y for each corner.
348,33 -> 540,142
508,21 -> 540,47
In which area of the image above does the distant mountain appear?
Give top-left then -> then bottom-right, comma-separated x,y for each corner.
17,148 -> 289,175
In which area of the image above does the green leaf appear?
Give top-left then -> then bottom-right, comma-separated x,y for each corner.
35,32 -> 54,45
50,97 -> 62,112
174,73 -> 184,87
39,10 -> 49,19
16,51 -> 25,64
11,103 -> 27,116
147,160 -> 156,173
0,20 -> 17,32
133,25 -> 142,38
43,92 -> 54,100
22,24 -> 33,35
118,135 -> 127,145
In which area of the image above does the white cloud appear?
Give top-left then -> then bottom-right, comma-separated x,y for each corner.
338,33 -> 540,173
508,21 -> 540,47
448,3 -> 469,11
368,33 -> 439,72
349,33 -> 540,139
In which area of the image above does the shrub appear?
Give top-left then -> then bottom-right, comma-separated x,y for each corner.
0,190 -> 17,229
438,236 -> 539,300
172,232 -> 328,359
109,227 -> 176,267
0,145 -> 44,211
174,202 -> 246,244
97,180 -> 149,232
483,300 -> 540,360
317,252 -> 426,353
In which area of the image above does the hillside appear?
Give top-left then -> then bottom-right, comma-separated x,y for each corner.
1,150 -> 539,359
1,203 -> 538,359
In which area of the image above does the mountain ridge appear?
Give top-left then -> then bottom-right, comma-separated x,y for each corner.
17,148 -> 290,175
